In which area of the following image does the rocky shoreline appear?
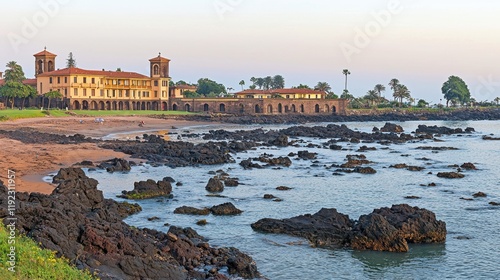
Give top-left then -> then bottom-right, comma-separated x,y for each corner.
151,108 -> 500,125
1,115 -> 498,279
0,168 -> 260,280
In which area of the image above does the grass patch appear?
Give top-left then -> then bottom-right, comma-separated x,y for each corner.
0,221 -> 97,279
0,109 -> 195,121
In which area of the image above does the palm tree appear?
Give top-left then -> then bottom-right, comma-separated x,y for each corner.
342,69 -> 351,91
374,84 -> 386,98
494,97 -> 500,106
365,90 -> 379,106
389,78 -> 400,100
239,80 -> 245,91
44,90 -> 63,110
314,82 -> 332,92
393,84 -> 411,106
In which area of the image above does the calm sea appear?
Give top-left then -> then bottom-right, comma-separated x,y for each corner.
87,120 -> 500,280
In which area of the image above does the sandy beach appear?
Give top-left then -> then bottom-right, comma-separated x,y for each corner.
0,116 -> 209,194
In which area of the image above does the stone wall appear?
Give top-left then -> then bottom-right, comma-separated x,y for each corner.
170,98 -> 348,115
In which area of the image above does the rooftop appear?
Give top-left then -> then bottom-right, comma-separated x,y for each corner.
37,67 -> 150,79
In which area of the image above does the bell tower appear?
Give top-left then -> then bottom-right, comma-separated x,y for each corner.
149,53 -> 171,103
34,47 -> 57,76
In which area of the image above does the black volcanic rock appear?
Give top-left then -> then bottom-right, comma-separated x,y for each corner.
0,168 -> 260,280
119,178 -> 173,199
252,204 -> 446,253
205,177 -> 224,193
211,202 -> 243,216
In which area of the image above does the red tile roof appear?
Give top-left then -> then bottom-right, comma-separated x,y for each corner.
37,67 -> 149,79
236,88 -> 325,95
149,55 -> 171,62
33,49 -> 57,57
0,79 -> 37,86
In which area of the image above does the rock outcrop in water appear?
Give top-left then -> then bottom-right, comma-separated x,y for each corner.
119,177 -> 173,199
251,204 -> 446,252
0,168 -> 261,279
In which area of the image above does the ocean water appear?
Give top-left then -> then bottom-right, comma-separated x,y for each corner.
88,120 -> 500,280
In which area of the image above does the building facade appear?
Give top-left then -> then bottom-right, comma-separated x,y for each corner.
1,49 -> 348,115
35,50 -> 171,110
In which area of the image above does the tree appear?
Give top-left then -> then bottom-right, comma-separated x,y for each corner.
314,82 -> 331,92
255,78 -> 264,89
342,69 -> 351,91
0,61 -> 32,109
116,68 -> 122,72
271,75 -> 285,89
325,91 -> 338,99
196,78 -> 226,96
249,85 -> 257,90
250,77 -> 257,86
295,84 -> 311,89
417,99 -> 429,108
393,84 -> 411,106
263,76 -> 273,90
239,80 -> 245,90
227,87 -> 234,94
44,90 -> 63,110
365,90 -> 379,106
67,52 -> 76,68
389,78 -> 400,100
183,90 -> 200,98
4,61 -> 26,82
494,97 -> 500,106
374,84 -> 386,98
340,89 -> 354,101
441,76 -> 471,107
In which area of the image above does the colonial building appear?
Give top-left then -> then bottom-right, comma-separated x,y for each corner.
1,49 -> 347,115
35,49 -> 171,110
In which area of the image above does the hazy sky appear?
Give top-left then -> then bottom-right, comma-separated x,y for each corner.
1,0 -> 500,103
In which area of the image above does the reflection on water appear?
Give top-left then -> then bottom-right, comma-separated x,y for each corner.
88,120 -> 500,280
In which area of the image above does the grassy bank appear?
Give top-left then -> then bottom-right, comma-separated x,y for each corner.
0,109 -> 193,121
0,221 -> 96,279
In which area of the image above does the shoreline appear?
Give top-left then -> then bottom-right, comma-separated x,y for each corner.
0,116 -> 215,194
2,109 -> 499,195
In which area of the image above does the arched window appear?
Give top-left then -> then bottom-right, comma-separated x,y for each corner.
203,104 -> 209,111
219,103 -> 226,112
153,64 -> 159,76
315,104 -> 320,113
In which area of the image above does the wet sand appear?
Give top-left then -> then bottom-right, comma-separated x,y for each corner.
0,116 -> 210,194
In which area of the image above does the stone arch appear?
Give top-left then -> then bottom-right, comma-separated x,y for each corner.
300,104 -> 305,113
146,102 -> 151,110
203,104 -> 209,112
82,100 -> 89,110
37,60 -> 43,74
105,101 -> 111,110
315,104 -> 320,113
284,105 -> 289,113
291,104 -> 296,112
99,101 -> 105,110
162,102 -> 168,111
324,104 -> 330,113
73,100 -> 81,110
118,101 -> 124,110
267,105 -> 273,114
255,104 -> 261,113
239,103 -> 245,113
48,60 -> 54,72
185,103 -> 191,112
152,101 -> 159,111
153,64 -> 159,76
278,103 -> 283,113
331,105 -> 337,114
219,103 -> 226,112
90,101 -> 98,110
112,101 -> 118,110
124,102 -> 130,110
172,104 -> 178,111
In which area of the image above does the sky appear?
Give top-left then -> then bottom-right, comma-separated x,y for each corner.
1,0 -> 500,103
